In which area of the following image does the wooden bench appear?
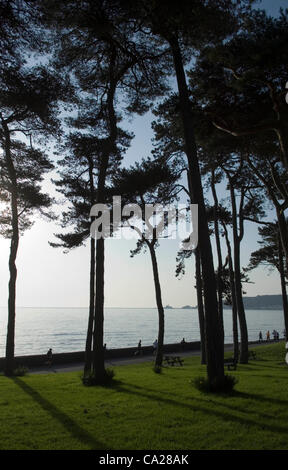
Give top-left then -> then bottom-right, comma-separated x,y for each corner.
224,357 -> 237,370
164,356 -> 184,367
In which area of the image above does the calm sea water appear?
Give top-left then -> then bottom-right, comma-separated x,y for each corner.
0,306 -> 285,356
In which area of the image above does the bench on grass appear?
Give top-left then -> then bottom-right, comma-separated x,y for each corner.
224,357 -> 237,370
164,356 -> 184,367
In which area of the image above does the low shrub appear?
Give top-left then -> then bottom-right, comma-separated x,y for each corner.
82,367 -> 115,386
193,374 -> 238,394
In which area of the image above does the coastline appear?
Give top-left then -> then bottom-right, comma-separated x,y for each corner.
0,339 -> 284,374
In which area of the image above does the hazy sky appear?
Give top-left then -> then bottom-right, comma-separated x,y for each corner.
0,0 -> 287,309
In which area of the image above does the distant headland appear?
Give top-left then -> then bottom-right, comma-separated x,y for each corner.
164,305 -> 194,309
224,294 -> 286,310
164,295 -> 286,311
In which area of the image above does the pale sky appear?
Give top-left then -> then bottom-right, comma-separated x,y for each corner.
0,0 -> 287,309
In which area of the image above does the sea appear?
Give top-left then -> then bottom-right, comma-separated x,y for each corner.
0,306 -> 286,357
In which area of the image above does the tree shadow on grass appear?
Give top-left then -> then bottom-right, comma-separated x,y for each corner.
12,377 -> 109,450
232,390 -> 288,407
197,393 -> 282,421
112,381 -> 288,437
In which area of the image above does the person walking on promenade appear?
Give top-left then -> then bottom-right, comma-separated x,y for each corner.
46,348 -> 53,368
180,338 -> 186,351
152,339 -> 158,355
259,331 -> 263,342
266,331 -> 270,341
135,340 -> 142,356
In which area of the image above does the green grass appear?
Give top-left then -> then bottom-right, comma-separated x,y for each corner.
0,341 -> 287,450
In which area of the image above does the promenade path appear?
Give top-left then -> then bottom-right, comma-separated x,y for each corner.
28,340 -> 269,375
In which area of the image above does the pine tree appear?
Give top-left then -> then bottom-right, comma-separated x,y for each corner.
0,65 -> 66,374
40,0 -> 170,384
246,222 -> 288,339
112,157 -> 180,369
189,9 -> 288,171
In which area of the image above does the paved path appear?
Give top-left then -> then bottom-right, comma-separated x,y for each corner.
27,341 -> 272,375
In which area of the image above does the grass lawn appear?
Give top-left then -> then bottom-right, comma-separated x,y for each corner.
0,341 -> 287,450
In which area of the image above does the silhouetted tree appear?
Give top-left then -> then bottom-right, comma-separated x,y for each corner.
242,138 -> 288,273
189,8 -> 288,173
218,207 -> 239,363
176,246 -> 206,365
49,126 -> 131,374
246,221 -> 288,339
221,156 -> 266,362
120,0 -> 257,389
40,0 -> 171,384
0,65 -> 67,374
112,158 -> 180,369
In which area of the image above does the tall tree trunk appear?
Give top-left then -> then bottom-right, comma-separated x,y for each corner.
223,223 -> 239,363
90,47 -> 118,383
91,153 -> 109,382
169,35 -> 224,384
148,240 -> 165,368
211,170 -> 224,343
92,237 -> 106,381
2,119 -> 19,376
195,248 -> 206,364
84,236 -> 95,374
278,234 -> 288,339
234,240 -> 248,363
186,172 -> 206,363
84,158 -> 96,375
229,183 -> 248,363
6,201 -> 19,377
